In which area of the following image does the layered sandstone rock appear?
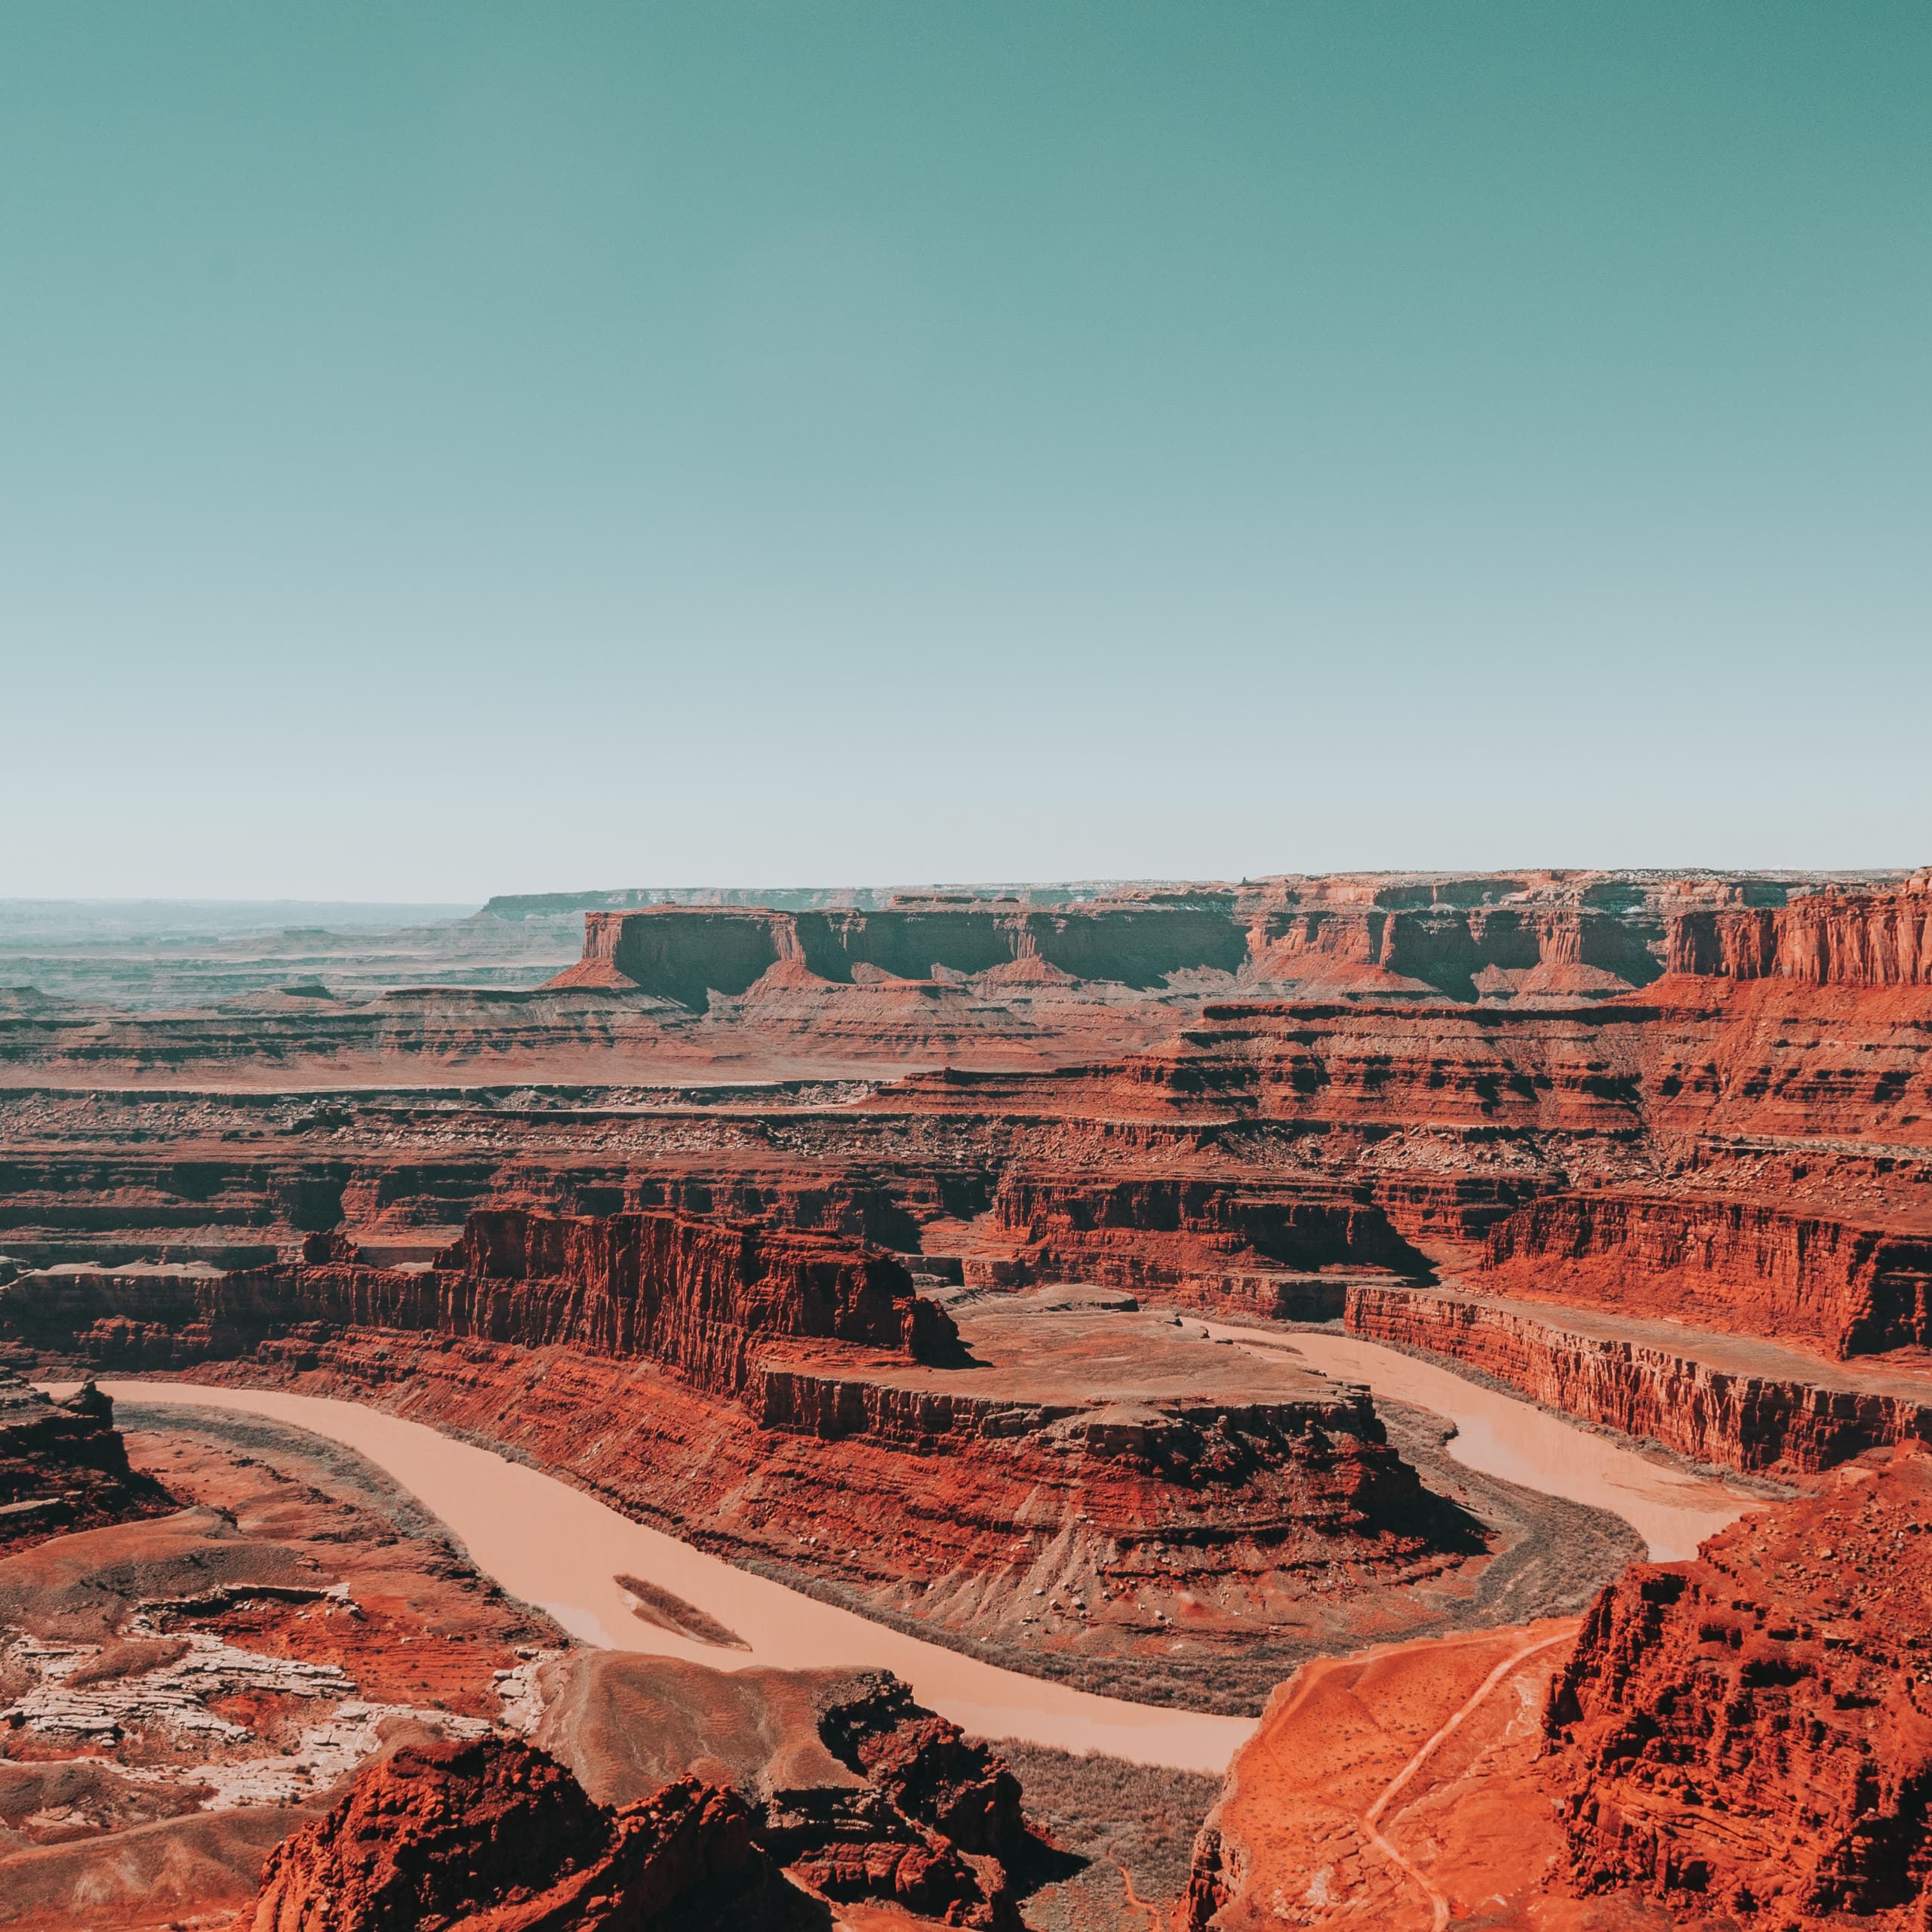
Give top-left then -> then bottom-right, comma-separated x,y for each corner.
531,1655 -> 1024,1929
989,1173 -> 1429,1291
551,894 -> 1250,1008
1346,1283 -> 1932,1475
1667,885 -> 1932,987
4,1208 -> 955,1400
250,1737 -> 806,1931
1481,1192 -> 1932,1358
1546,1447 -> 1932,1924
0,1371 -> 165,1553
550,873 -> 1927,1014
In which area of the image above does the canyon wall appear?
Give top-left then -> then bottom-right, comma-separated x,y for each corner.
548,878 -> 1684,1011
1481,1192 -> 1932,1358
1,1209 -> 952,1400
989,1173 -> 1429,1292
1546,1448 -> 1932,1921
1346,1284 -> 1932,1474
546,873 -> 1930,1011
555,894 -> 1250,1005
1666,883 -> 1932,986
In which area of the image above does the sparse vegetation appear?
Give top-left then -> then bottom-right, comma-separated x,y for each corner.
992,1738 -> 1222,1929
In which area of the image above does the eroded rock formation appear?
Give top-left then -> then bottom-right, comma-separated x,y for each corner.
531,1654 -> 1026,1928
0,1371 -> 166,1554
251,1737 -> 807,1931
4,1208 -> 955,1398
1546,1447 -> 1932,1924
1666,884 -> 1932,987
1346,1283 -> 1932,1475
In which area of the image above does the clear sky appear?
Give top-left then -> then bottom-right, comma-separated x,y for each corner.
2,4 -> 1927,899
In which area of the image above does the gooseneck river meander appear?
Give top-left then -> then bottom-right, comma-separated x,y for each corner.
93,1331 -> 1755,1776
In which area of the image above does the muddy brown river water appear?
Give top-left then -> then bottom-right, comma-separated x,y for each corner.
1203,1322 -> 1760,1560
94,1334 -> 1757,1773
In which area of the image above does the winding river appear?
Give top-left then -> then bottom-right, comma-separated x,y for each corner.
95,1334 -> 1757,1776
1200,1321 -> 1758,1561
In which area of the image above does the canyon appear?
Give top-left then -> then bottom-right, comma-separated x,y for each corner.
2,869 -> 1930,1927
1186,1444 -> 1932,1930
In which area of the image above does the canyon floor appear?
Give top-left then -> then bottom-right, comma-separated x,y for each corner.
3,872 -> 1930,1927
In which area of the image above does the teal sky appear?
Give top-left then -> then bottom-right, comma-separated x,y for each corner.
3,4 -> 1927,899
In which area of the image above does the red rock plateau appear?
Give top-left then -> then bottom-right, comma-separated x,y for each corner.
6,869 -> 1932,1925
1188,1447 -> 1932,1930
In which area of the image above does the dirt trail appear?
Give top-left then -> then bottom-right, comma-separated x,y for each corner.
1358,1632 -> 1572,1929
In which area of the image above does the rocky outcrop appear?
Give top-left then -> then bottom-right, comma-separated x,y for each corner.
529,1654 -> 1023,1928
1481,1191 -> 1932,1358
3,1208 -> 955,1400
1546,1447 -> 1932,1924
1667,885 -> 1932,987
553,893 -> 1251,1008
555,874 -> 1932,1011
0,1371 -> 165,1553
1345,1283 -> 1932,1475
989,1173 -> 1431,1291
814,1672 -> 1023,1860
251,1737 -> 808,1931
785,1673 -> 1023,1929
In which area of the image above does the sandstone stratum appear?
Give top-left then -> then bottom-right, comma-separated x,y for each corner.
2,868 -> 1930,1928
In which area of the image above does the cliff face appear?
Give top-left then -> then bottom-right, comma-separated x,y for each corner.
436,1207 -> 948,1385
1667,887 -> 1932,987
1481,1192 -> 1932,1358
1244,897 -> 1664,1003
1546,1448 -> 1932,1924
0,1371 -> 165,1553
558,894 -> 1249,1008
1344,1284 -> 1932,1475
551,874 -> 1715,1011
556,875 -> 1932,1011
989,1173 -> 1429,1291
251,1739 -> 805,1932
3,1208 -> 952,1401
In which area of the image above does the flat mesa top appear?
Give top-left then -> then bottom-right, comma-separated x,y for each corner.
777,1288 -> 1354,1412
